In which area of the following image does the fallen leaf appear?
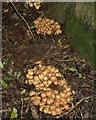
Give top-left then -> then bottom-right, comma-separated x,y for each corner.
10,107 -> 18,119
69,67 -> 77,72
3,77 -> 12,81
0,80 -> 8,87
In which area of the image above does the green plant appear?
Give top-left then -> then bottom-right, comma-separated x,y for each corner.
7,68 -> 21,79
10,107 -> 18,119
0,57 -> 22,88
0,60 -> 12,87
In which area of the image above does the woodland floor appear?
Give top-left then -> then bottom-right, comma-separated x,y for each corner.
2,2 -> 96,120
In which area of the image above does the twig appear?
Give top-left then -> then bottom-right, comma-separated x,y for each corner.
21,98 -> 24,120
25,99 -> 32,113
0,108 -> 11,113
31,103 -> 41,120
68,95 -> 95,113
83,73 -> 96,81
56,95 -> 95,118
54,58 -> 66,62
9,2 -> 34,39
80,109 -> 84,119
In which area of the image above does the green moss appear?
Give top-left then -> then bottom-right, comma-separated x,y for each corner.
65,13 -> 95,66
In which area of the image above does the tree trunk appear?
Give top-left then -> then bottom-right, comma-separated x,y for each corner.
44,3 -> 95,66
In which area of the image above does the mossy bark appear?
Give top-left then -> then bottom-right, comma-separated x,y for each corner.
45,3 -> 95,66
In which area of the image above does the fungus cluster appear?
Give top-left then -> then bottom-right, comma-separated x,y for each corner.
26,65 -> 75,117
27,0 -> 41,9
34,17 -> 62,35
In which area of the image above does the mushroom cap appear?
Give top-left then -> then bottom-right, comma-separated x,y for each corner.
55,107 -> 62,114
29,90 -> 35,97
28,75 -> 33,79
47,65 -> 52,70
41,92 -> 46,98
44,76 -> 48,81
47,98 -> 54,105
28,79 -> 34,84
50,67 -> 56,73
33,96 -> 41,106
51,110 -> 57,116
60,91 -> 66,98
47,30 -> 52,35
38,73 -> 44,80
42,97 -> 47,103
64,104 -> 70,110
53,79 -> 58,85
55,94 -> 61,100
47,79 -> 52,85
28,69 -> 34,75
46,90 -> 52,96
35,83 -> 41,89
50,104 -> 56,110
34,75 -> 40,81
43,106 -> 50,114
51,94 -> 56,99
55,72 -> 62,77
55,25 -> 61,29
50,76 -> 57,81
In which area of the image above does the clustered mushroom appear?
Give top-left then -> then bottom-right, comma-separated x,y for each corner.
26,65 -> 75,116
34,17 -> 62,35
27,0 -> 41,9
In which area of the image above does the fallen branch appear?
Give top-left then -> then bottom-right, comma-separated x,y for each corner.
9,2 -> 34,39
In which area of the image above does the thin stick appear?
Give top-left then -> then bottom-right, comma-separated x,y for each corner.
31,103 -> 41,120
0,108 -> 11,113
70,96 -> 94,115
54,58 -> 66,62
83,73 -> 96,81
21,98 -> 24,120
56,95 -> 95,118
9,2 -> 34,39
25,99 -> 32,113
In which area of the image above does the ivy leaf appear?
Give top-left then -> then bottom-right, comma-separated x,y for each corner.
0,80 -> 8,87
3,77 -> 12,81
10,107 -> 18,119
